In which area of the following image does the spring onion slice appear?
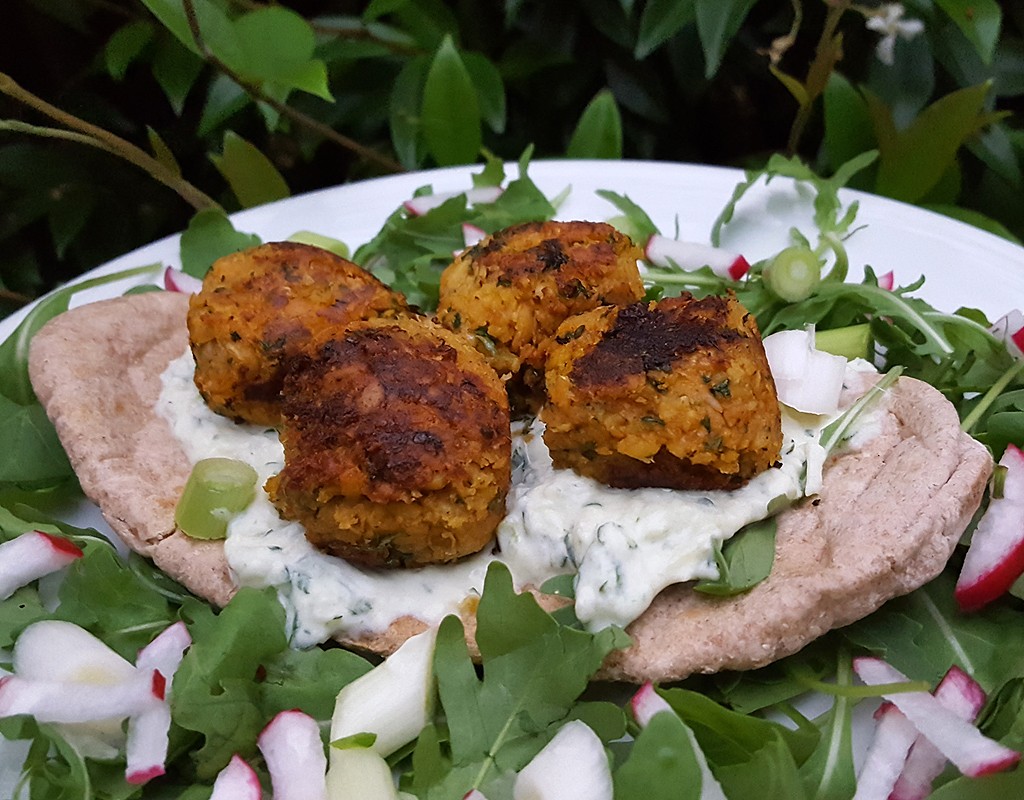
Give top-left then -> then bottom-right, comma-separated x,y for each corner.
174,457 -> 258,540
819,366 -> 904,456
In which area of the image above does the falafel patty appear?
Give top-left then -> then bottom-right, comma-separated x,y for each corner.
436,220 -> 645,405
187,241 -> 408,427
542,294 -> 783,490
265,316 -> 511,568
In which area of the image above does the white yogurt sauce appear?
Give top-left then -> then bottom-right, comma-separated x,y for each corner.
159,351 -> 869,644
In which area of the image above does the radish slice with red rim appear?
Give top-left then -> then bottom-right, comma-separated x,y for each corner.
890,666 -> 987,800
513,720 -> 612,800
955,443 -> 1024,611
0,531 -> 83,600
163,266 -> 204,294
853,657 -> 1020,778
403,186 -> 503,217
644,235 -> 750,280
854,703 -> 919,800
0,671 -> 161,723
258,709 -> 328,800
989,310 -> 1024,359
211,755 -> 262,800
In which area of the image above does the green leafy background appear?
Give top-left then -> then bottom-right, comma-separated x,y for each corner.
2,0 -> 1022,320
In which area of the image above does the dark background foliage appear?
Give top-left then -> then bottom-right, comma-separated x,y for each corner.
2,0 -> 1022,320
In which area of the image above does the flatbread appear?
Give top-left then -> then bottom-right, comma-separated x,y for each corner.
28,291 -> 992,682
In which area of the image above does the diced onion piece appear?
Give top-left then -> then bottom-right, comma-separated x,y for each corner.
762,328 -> 847,415
0,531 -> 83,600
513,721 -> 612,800
955,444 -> 1024,611
175,457 -> 259,540
163,266 -> 204,294
258,710 -> 328,800
330,626 -> 437,757
644,235 -> 749,280
989,309 -> 1024,360
325,746 -> 398,800
403,186 -> 503,216
211,755 -> 263,800
853,657 -> 1020,778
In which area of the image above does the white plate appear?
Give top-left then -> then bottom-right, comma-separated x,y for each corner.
2,159 -> 1023,792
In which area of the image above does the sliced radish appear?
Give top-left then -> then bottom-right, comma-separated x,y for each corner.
330,626 -> 437,757
853,702 -> 919,800
890,666 -> 987,800
0,671 -> 161,723
762,328 -> 847,415
462,223 -> 487,249
628,682 -> 727,800
852,657 -> 1020,778
630,681 -> 673,727
989,309 -> 1024,360
211,755 -> 263,800
163,266 -> 204,294
463,791 -> 489,800
0,531 -> 83,600
956,444 -> 1024,612
325,745 -> 398,800
13,620 -> 135,684
126,622 -> 192,785
513,720 -> 612,800
877,271 -> 894,291
644,235 -> 750,281
258,709 -> 328,800
403,186 -> 503,217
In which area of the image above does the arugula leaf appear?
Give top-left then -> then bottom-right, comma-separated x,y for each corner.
842,571 -> 1024,690
427,562 -> 628,797
694,517 -> 776,596
596,189 -> 660,243
613,711 -> 704,799
353,149 -> 555,310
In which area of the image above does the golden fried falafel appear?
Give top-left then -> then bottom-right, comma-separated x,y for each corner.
436,220 -> 645,406
542,294 -> 782,490
187,242 -> 408,426
265,316 -> 511,568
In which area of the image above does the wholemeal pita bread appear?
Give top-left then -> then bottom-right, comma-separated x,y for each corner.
29,291 -> 992,682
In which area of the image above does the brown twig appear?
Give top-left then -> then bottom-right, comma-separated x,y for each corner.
182,0 -> 405,174
0,288 -> 33,308
0,73 -> 221,211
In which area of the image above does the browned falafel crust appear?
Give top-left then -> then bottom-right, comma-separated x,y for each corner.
265,316 -> 511,568
187,241 -> 408,427
542,293 -> 783,490
435,220 -> 645,403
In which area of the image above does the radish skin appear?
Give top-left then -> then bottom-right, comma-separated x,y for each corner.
210,755 -> 262,800
163,266 -> 203,294
989,310 -> 1024,359
0,531 -> 83,600
403,187 -> 503,216
644,235 -> 749,280
258,710 -> 328,800
877,271 -> 894,291
853,703 -> 919,800
513,721 -> 612,800
955,444 -> 1024,611
853,657 -> 1020,778
890,666 -> 987,800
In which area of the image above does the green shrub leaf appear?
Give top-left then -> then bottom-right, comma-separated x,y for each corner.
105,21 -> 154,80
934,0 -> 1002,65
635,0 -> 696,59
567,89 -> 623,159
209,131 -> 290,209
421,35 -> 481,166
695,0 -> 758,78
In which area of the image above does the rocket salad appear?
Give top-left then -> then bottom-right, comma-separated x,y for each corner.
1,156 -> 1024,799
